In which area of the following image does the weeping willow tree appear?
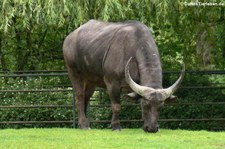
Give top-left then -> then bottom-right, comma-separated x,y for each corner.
0,0 -> 224,70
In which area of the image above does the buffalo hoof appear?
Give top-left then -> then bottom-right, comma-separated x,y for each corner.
80,127 -> 91,130
112,125 -> 122,131
112,128 -> 122,132
143,126 -> 159,133
79,118 -> 90,130
113,129 -> 122,132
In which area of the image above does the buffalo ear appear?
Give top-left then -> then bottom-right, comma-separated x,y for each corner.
165,95 -> 178,104
127,92 -> 138,98
123,92 -> 140,103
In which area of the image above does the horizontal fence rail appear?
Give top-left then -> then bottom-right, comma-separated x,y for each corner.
0,89 -> 73,93
1,102 -> 225,109
1,118 -> 225,125
1,69 -> 225,74
0,70 -> 225,129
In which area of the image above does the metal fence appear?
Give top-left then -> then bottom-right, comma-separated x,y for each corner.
0,70 -> 225,129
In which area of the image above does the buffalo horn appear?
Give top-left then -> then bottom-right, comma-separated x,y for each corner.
125,57 -> 185,101
161,64 -> 185,101
125,57 -> 155,97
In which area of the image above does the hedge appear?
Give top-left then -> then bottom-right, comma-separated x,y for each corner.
0,72 -> 224,131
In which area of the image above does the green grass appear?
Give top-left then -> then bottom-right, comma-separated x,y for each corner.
0,128 -> 224,149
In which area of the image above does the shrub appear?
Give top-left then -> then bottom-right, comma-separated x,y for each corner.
0,76 -> 73,128
0,72 -> 224,131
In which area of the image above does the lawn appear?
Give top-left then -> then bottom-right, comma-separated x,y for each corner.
0,128 -> 224,149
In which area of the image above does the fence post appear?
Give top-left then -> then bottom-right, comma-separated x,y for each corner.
72,91 -> 76,128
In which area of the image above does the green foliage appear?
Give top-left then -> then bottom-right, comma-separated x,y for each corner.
160,72 -> 225,131
0,76 -> 73,128
0,0 -> 224,70
0,72 -> 224,130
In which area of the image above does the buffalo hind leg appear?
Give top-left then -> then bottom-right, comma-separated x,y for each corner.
67,68 -> 90,129
75,80 -> 91,129
76,82 -> 94,129
84,83 -> 95,116
104,78 -> 122,131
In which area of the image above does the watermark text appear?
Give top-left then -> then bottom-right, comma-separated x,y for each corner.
184,1 -> 224,7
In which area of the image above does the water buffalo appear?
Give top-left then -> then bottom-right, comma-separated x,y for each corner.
63,20 -> 185,133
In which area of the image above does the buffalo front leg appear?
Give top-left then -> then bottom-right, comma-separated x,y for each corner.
104,78 -> 122,131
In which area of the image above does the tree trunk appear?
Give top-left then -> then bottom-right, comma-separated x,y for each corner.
12,16 -> 30,71
0,32 -> 8,71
